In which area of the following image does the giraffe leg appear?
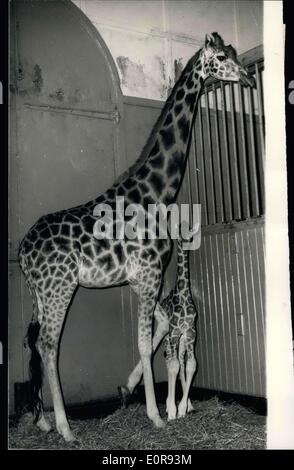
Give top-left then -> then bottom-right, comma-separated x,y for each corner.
134,281 -> 165,428
178,335 -> 195,414
178,334 -> 186,393
36,414 -> 52,433
35,390 -> 52,433
119,303 -> 169,406
187,397 -> 195,413
165,335 -> 180,421
178,332 -> 197,418
37,285 -> 77,442
37,325 -> 75,442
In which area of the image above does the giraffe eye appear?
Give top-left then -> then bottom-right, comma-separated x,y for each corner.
218,55 -> 226,62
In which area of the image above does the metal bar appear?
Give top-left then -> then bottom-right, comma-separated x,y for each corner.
240,231 -> 256,393
208,235 -> 222,387
185,159 -> 193,222
234,232 -> 249,394
201,215 -> 264,235
203,236 -> 217,387
186,127 -> 199,229
255,63 -> 265,158
189,128 -> 201,205
255,63 -> 265,214
220,232 -> 235,391
247,228 -> 263,395
254,227 -> 266,345
204,88 -> 216,225
196,103 -> 209,226
237,83 -> 251,219
227,232 -> 242,392
24,102 -> 120,123
198,245 -> 211,385
186,149 -> 195,226
211,84 -> 224,223
228,83 -> 242,220
220,82 -> 233,221
247,85 -> 261,216
215,235 -> 229,390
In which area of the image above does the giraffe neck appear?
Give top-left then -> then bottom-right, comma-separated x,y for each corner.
175,239 -> 191,293
133,49 -> 204,205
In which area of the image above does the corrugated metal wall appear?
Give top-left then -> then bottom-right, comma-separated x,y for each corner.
191,221 -> 265,397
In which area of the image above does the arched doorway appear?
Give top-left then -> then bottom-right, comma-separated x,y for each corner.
9,0 -> 130,410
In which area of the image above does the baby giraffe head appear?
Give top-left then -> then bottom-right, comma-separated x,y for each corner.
202,32 -> 255,87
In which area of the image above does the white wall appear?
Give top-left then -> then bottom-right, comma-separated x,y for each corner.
72,0 -> 263,100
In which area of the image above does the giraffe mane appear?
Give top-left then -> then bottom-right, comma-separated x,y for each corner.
211,32 -> 225,51
114,50 -> 202,185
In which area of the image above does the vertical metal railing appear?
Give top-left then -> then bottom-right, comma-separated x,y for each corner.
191,47 -> 264,226
204,89 -> 216,225
211,83 -> 224,223
237,81 -> 251,219
195,101 -> 208,226
228,82 -> 242,220
246,84 -> 260,217
220,81 -> 234,222
254,63 -> 265,214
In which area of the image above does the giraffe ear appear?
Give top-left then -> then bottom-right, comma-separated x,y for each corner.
205,33 -> 215,48
226,44 -> 237,61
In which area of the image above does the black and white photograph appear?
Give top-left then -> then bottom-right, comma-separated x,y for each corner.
5,0 -> 294,452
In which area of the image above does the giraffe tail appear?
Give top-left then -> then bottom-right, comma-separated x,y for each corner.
19,243 -> 44,422
26,320 -> 43,423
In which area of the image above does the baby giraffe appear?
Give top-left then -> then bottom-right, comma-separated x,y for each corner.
119,226 -> 198,420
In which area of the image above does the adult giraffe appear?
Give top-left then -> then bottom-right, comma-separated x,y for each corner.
119,225 -> 199,421
19,32 -> 254,442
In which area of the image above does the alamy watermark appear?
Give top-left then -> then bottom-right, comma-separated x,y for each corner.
92,197 -> 201,250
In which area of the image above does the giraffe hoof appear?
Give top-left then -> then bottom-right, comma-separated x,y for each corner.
152,415 -> 165,428
187,406 -> 196,414
167,405 -> 177,421
62,431 -> 77,443
36,416 -> 52,433
118,385 -> 131,408
177,406 -> 187,418
187,399 -> 195,413
167,414 -> 177,421
57,423 -> 76,443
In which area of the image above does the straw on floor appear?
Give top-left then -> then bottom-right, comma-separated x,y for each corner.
9,396 -> 266,450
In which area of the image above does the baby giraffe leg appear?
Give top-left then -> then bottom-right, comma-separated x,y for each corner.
165,335 -> 180,420
35,390 -> 52,433
178,334 -> 197,418
178,335 -> 186,394
121,304 -> 169,400
178,336 -> 195,414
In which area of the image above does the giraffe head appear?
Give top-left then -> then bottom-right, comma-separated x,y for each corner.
202,32 -> 255,87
